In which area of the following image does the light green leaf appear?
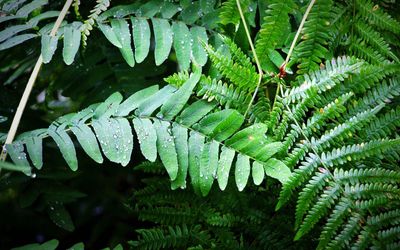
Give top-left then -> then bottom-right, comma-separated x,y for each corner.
70,123 -> 103,164
0,33 -> 37,50
264,158 -> 291,183
62,23 -> 81,65
116,85 -> 159,116
159,70 -> 201,120
188,130 -> 205,195
94,92 -> 123,119
171,123 -> 189,190
131,17 -> 150,63
190,26 -> 208,66
132,118 -> 157,162
6,141 -> 30,167
136,85 -> 176,116
172,21 -> 191,70
28,11 -> 60,26
180,1 -> 200,25
152,18 -> 173,65
154,120 -> 179,180
199,140 -> 219,196
18,129 -> 47,170
217,146 -> 235,190
0,15 -> 24,24
41,34 -> 58,63
177,99 -> 216,127
98,22 -> 122,48
252,161 -> 264,185
92,118 -> 133,166
235,154 -> 250,191
16,0 -> 47,17
0,24 -> 32,43
111,19 -> 135,67
48,123 -> 78,171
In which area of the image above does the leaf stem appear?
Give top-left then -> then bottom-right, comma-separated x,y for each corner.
280,0 -> 316,74
235,0 -> 264,118
0,0 -> 74,162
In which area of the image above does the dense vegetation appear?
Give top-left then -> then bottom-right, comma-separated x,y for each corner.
0,0 -> 400,249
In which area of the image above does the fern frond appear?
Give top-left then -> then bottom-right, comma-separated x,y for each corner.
284,56 -> 362,103
255,0 -> 295,70
355,0 -> 400,34
131,225 -> 208,250
219,0 -> 249,26
349,39 -> 389,65
293,0 -> 334,74
348,63 -> 400,93
205,43 -> 259,91
312,105 -> 383,150
196,76 -> 251,109
354,20 -> 398,61
347,77 -> 400,117
138,206 -> 197,225
360,107 -> 400,140
5,71 -> 291,195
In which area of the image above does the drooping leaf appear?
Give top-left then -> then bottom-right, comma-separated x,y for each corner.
41,34 -> 58,63
252,161 -> 264,185
92,118 -> 133,166
264,158 -> 291,183
48,123 -> 78,171
172,21 -> 191,70
199,140 -> 219,196
98,22 -> 122,48
131,17 -> 150,63
18,129 -> 46,170
154,120 -> 179,180
188,131 -> 205,195
110,19 -> 135,67
171,123 -> 189,190
132,118 -> 157,162
235,154 -> 250,191
70,123 -> 103,164
190,26 -> 208,66
217,146 -> 235,190
152,18 -> 173,65
62,22 -> 81,65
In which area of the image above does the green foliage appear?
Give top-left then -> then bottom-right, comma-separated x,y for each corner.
1,0 -> 400,249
